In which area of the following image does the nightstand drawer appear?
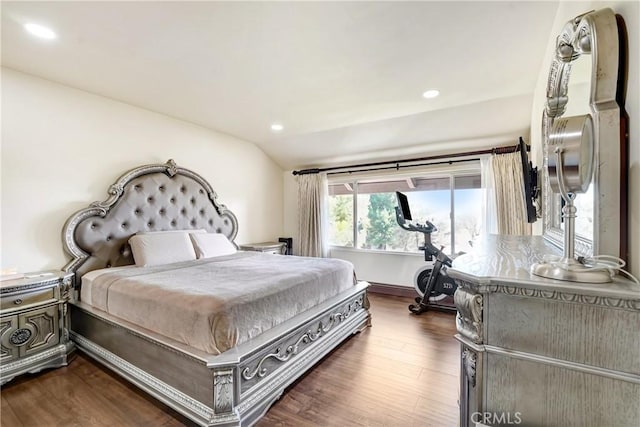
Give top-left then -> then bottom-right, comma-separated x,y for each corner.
255,248 -> 282,255
0,315 -> 19,363
240,242 -> 287,255
1,288 -> 56,312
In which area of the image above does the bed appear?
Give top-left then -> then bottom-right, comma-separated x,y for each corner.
62,159 -> 370,427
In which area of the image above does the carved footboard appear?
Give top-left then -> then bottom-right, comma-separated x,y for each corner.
71,283 -> 370,427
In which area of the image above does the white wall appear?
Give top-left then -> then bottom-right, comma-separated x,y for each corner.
0,68 -> 284,273
282,171 -> 299,255
330,248 -> 426,286
531,1 -> 639,275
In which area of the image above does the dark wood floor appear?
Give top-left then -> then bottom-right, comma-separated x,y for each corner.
1,294 -> 459,426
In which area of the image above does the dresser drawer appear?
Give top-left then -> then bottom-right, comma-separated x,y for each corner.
1,287 -> 56,312
485,292 -> 640,374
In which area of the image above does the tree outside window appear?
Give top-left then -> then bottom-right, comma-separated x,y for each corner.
328,185 -> 354,247
327,173 -> 482,255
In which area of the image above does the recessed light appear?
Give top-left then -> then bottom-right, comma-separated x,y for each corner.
24,23 -> 57,40
422,89 -> 440,99
270,124 -> 284,132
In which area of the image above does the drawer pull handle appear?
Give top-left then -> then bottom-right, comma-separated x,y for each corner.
10,328 -> 32,346
13,299 -> 23,305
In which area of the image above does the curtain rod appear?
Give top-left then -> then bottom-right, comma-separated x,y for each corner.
326,158 -> 478,176
291,141 -> 527,176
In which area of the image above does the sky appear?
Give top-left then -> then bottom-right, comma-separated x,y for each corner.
405,189 -> 483,223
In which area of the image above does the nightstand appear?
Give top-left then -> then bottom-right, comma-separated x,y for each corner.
0,271 -> 75,385
240,242 -> 287,255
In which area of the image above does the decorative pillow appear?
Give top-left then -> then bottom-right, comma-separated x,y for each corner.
129,233 -> 197,267
189,233 -> 236,259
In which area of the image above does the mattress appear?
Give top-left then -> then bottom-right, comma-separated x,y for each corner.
80,251 -> 355,354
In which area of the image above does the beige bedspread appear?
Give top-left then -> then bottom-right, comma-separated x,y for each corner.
81,252 -> 355,354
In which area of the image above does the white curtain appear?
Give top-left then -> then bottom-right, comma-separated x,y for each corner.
481,156 -> 498,235
490,152 -> 532,235
296,173 -> 328,257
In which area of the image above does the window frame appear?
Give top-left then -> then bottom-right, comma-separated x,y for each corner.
327,162 -> 482,255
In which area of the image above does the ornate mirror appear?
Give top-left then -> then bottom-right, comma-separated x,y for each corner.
542,8 -> 626,260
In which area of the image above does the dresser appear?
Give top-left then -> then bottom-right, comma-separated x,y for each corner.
449,236 -> 640,427
239,241 -> 287,255
0,271 -> 75,385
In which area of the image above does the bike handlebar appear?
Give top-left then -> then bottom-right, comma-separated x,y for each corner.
395,207 -> 438,234
395,206 -> 454,264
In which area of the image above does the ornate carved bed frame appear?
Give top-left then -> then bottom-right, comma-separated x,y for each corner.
62,159 -> 370,426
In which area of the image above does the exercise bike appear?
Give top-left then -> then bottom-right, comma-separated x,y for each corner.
395,192 -> 457,315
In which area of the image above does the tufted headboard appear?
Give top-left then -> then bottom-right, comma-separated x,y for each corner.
62,159 -> 238,278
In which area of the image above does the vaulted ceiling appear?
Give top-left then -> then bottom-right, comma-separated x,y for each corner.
1,1 -> 559,169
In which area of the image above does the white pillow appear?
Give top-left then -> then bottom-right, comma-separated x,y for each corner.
189,233 -> 236,259
129,233 -> 197,267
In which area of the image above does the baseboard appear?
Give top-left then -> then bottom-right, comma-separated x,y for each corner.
367,283 -> 457,313
367,282 -> 415,298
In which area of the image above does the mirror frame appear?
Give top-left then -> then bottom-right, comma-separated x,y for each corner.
542,8 -> 622,258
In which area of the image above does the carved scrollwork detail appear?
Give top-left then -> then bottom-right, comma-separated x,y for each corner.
91,196 -> 120,211
482,284 -> 640,312
242,296 -> 364,381
603,298 -> 625,309
242,331 -> 320,381
545,61 -> 571,118
61,276 -> 73,301
165,159 -> 178,177
540,289 -> 556,299
108,183 -> 124,197
453,279 -> 478,291
462,348 -> 477,388
320,298 -> 361,332
454,288 -> 483,344
213,370 -> 234,414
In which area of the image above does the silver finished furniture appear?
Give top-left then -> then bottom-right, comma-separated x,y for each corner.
541,8 -> 626,259
239,242 -> 287,255
0,271 -> 75,385
450,235 -> 640,427
62,159 -> 370,427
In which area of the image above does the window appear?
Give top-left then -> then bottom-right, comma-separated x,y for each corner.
328,170 -> 483,255
453,175 -> 483,254
328,184 -> 354,247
